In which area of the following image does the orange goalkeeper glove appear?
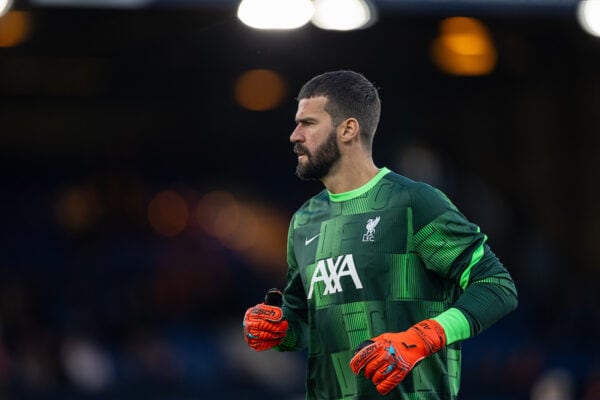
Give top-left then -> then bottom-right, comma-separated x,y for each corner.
243,289 -> 288,352
349,319 -> 446,395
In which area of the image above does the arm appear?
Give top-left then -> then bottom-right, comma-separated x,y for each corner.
276,221 -> 309,352
433,266 -> 518,345
351,184 -> 517,393
243,219 -> 309,353
412,186 -> 518,344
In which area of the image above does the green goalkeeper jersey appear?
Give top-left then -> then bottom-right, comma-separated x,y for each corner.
277,168 -> 517,400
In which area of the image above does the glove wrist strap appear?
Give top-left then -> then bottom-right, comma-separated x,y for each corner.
411,319 -> 447,355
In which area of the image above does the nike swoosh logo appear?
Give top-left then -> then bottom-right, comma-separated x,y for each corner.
305,234 -> 320,246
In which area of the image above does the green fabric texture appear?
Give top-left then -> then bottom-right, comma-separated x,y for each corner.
433,307 -> 471,345
276,169 -> 517,400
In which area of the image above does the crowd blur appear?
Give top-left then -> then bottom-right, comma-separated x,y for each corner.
0,143 -> 598,400
0,172 -> 298,399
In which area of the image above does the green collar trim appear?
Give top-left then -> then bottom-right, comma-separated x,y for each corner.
328,167 -> 391,202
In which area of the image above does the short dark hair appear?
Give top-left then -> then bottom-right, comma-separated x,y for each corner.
297,70 -> 381,148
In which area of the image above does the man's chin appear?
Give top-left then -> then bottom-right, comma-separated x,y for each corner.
296,167 -> 327,181
296,166 -> 318,181
295,169 -> 311,181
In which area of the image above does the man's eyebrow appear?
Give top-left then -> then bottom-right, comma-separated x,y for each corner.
295,117 -> 318,124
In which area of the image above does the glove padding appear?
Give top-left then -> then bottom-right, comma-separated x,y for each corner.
243,303 -> 288,351
349,319 -> 446,395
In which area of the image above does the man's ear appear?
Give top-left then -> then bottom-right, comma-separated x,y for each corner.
338,118 -> 359,143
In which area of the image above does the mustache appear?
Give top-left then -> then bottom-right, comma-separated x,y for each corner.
293,143 -> 310,157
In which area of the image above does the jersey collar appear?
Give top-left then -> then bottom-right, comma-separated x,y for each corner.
328,167 -> 391,202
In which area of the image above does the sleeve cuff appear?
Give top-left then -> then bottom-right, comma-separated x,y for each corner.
433,307 -> 472,345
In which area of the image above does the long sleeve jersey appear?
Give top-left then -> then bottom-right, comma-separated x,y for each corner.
276,167 -> 518,400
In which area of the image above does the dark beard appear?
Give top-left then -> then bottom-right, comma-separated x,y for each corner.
295,129 -> 341,181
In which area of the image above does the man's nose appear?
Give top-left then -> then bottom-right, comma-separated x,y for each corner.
290,125 -> 303,143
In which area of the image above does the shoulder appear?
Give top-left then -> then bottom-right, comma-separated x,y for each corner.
295,189 -> 329,213
381,170 -> 449,205
383,170 -> 458,226
290,190 -> 330,228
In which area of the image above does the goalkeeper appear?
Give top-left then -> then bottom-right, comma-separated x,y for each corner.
243,70 -> 518,399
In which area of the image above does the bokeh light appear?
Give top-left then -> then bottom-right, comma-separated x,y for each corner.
196,190 -> 258,250
234,69 -> 287,111
54,185 -> 102,233
217,204 -> 259,251
0,0 -> 12,18
577,0 -> 600,37
237,0 -> 314,30
311,0 -> 376,31
195,191 -> 288,270
0,11 -> 32,47
431,17 -> 497,76
195,190 -> 238,236
147,190 -> 189,237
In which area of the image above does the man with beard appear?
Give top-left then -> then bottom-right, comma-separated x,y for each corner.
243,70 -> 518,399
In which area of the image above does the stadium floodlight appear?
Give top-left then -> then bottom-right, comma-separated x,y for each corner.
311,0 -> 376,31
0,0 -> 13,18
577,0 -> 600,37
31,0 -> 151,7
237,0 -> 315,30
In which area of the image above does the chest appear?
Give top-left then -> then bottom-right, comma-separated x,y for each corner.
292,209 -> 411,269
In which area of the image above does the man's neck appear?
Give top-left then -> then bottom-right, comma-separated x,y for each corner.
322,157 -> 379,194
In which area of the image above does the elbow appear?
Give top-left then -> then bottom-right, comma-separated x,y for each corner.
511,292 -> 519,312
507,285 -> 519,314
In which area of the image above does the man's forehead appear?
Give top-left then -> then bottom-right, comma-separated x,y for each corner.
296,96 -> 328,117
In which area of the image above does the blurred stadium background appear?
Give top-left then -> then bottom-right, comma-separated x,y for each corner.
0,0 -> 599,399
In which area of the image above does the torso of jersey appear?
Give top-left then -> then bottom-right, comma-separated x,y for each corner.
284,169 -> 469,400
